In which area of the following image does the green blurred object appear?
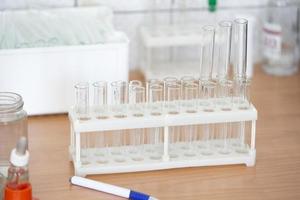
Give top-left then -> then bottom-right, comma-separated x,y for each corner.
208,0 -> 217,12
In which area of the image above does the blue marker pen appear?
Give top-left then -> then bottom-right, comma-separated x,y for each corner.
70,176 -> 158,200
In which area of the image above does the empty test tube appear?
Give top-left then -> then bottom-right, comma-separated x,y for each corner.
165,82 -> 181,158
129,80 -> 143,104
233,18 -> 251,153
165,82 -> 181,115
182,83 -> 198,156
233,18 -> 248,79
75,82 -> 90,120
93,81 -> 108,162
215,21 -> 233,152
93,81 -> 108,119
111,81 -> 128,118
217,21 -> 232,81
200,25 -> 215,81
147,84 -> 164,159
75,82 -> 90,162
199,25 -> 216,155
146,79 -> 164,102
110,81 -> 128,161
129,86 -> 146,161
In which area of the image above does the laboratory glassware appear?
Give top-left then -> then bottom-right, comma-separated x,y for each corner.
200,25 -> 215,81
147,84 -> 164,159
215,21 -> 233,153
182,83 -> 198,156
165,82 -> 181,158
111,81 -> 128,118
75,82 -> 90,120
233,18 -> 248,79
0,92 -> 27,174
129,86 -> 146,161
93,81 -> 108,119
199,25 -> 216,155
4,137 -> 32,200
93,81 -> 108,163
146,79 -> 164,103
163,76 -> 178,100
75,82 -> 91,162
262,0 -> 299,76
233,18 -> 251,153
217,21 -> 232,81
110,81 -> 128,162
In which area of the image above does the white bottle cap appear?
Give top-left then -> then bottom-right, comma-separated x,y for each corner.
10,137 -> 29,167
10,148 -> 30,167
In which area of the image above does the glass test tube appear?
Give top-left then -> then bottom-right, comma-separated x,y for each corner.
129,86 -> 146,161
146,79 -> 164,103
214,21 -> 233,152
75,82 -> 90,120
182,83 -> 198,157
93,81 -> 108,119
93,81 -> 109,163
233,18 -> 248,79
218,80 -> 233,154
199,26 -> 216,155
200,25 -> 215,81
129,80 -> 143,157
129,80 -> 143,104
147,84 -> 164,159
111,81 -> 128,118
217,21 -> 232,80
233,18 -> 251,153
165,82 -> 181,158
75,82 -> 91,163
163,76 -> 178,100
180,76 -> 196,150
110,81 -> 128,161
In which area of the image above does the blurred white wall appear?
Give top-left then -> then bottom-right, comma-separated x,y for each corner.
0,0 -> 273,69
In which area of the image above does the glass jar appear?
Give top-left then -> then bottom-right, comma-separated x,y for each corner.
0,93 -> 27,172
262,0 -> 299,76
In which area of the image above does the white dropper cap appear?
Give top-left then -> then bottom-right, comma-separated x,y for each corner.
10,137 -> 29,167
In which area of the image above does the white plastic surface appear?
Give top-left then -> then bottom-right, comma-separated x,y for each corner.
0,7 -> 129,115
71,176 -> 130,198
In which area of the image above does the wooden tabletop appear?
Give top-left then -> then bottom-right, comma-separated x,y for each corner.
28,67 -> 300,200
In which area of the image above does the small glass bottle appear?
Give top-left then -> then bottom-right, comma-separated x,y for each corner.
0,93 -> 28,171
4,137 -> 32,200
262,0 -> 299,76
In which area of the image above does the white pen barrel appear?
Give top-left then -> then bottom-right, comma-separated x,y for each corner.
70,176 -> 130,198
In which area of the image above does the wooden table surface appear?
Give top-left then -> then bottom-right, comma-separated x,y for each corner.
28,68 -> 300,200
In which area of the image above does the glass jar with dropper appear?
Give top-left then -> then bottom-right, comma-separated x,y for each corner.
0,93 -> 28,174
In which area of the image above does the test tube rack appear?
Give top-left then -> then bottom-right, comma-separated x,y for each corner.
69,99 -> 257,177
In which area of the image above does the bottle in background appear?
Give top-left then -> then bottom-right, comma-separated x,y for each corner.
262,0 -> 299,76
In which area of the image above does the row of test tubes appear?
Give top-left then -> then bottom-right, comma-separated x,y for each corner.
74,18 -> 251,164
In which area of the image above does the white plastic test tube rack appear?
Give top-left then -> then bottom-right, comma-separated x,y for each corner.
69,99 -> 257,177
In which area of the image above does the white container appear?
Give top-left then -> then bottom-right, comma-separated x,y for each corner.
0,8 -> 129,115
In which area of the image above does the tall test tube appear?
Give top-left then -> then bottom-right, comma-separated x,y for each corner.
199,25 -> 216,155
217,21 -> 233,153
233,18 -> 251,153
